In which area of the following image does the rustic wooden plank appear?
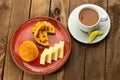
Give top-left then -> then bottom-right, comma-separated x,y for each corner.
84,0 -> 107,80
23,0 -> 50,80
87,0 -> 107,9
0,0 -> 12,80
85,42 -> 106,80
62,0 -> 87,80
23,72 -> 43,80
50,0 -> 69,28
30,0 -> 50,18
106,1 -> 120,80
3,0 -> 30,80
63,39 -> 86,80
44,0 -> 69,80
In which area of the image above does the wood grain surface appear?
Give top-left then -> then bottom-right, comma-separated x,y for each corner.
0,0 -> 12,80
30,0 -> 50,18
3,0 -> 30,80
106,0 -> 120,80
0,0 -> 120,80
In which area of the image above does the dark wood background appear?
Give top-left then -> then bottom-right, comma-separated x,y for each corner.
0,0 -> 120,80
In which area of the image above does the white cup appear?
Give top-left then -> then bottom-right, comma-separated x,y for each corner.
77,4 -> 108,32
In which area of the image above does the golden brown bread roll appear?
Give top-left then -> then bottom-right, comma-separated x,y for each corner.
18,41 -> 39,62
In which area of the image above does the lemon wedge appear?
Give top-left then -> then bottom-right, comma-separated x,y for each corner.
88,31 -> 103,43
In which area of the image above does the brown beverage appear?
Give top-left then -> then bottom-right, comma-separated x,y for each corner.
79,8 -> 99,26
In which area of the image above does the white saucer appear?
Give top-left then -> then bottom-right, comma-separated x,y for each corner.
68,4 -> 111,44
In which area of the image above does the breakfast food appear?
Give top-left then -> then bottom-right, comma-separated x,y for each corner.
55,41 -> 64,58
32,22 -> 41,32
32,21 -> 56,46
40,49 -> 49,64
18,41 -> 39,62
51,47 -> 58,61
88,30 -> 103,42
40,41 -> 64,65
32,21 -> 56,34
34,26 -> 49,46
45,21 -> 56,34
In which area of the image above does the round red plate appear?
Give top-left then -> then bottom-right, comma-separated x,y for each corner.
10,17 -> 71,75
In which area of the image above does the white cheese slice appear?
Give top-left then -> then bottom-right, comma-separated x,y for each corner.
52,46 -> 58,61
58,41 -> 64,58
40,41 -> 65,65
45,49 -> 52,64
40,49 -> 48,65
55,41 -> 64,58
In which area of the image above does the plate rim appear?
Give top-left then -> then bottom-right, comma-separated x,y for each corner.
10,16 -> 72,75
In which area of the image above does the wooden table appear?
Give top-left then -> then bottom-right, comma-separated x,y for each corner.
0,0 -> 120,80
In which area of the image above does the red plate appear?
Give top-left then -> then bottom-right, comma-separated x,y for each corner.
10,17 -> 71,75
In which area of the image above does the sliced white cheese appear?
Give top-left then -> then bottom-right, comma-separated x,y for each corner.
58,41 -> 64,58
54,44 -> 59,57
52,46 -> 58,61
40,41 -> 65,65
40,49 -> 48,65
45,49 -> 52,64
55,41 -> 64,58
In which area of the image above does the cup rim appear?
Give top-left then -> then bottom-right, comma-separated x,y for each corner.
78,6 -> 100,28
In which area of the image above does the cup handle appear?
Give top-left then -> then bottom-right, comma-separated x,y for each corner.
100,15 -> 108,22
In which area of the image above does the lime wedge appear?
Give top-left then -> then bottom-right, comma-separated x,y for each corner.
88,31 -> 103,43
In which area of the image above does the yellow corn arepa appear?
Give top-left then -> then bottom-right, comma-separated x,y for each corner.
32,21 -> 56,46
33,23 -> 49,46
32,22 -> 41,32
32,21 -> 56,34
18,41 -> 39,62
